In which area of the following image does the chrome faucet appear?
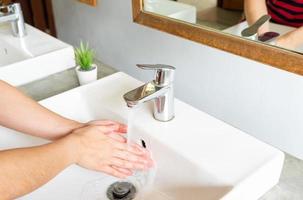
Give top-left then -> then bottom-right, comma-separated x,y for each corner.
0,3 -> 26,37
241,15 -> 271,40
123,64 -> 175,122
241,14 -> 280,43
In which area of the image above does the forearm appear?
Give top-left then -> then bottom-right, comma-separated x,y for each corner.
276,26 -> 303,49
291,26 -> 303,46
244,0 -> 269,34
0,137 -> 76,199
0,81 -> 83,140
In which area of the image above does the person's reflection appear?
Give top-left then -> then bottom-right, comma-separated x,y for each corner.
244,0 -> 303,50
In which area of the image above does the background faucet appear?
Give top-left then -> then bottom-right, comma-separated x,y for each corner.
241,15 -> 271,40
123,64 -> 175,122
0,3 -> 26,37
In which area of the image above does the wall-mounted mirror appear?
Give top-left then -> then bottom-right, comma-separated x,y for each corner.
132,0 -> 303,75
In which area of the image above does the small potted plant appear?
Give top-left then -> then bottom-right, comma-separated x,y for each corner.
75,42 -> 97,85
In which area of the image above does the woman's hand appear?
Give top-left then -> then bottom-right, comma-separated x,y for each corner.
66,121 -> 153,178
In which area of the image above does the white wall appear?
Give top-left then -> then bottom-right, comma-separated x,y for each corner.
52,0 -> 303,159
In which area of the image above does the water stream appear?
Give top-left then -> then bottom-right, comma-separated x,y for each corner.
123,107 -> 167,200
125,107 -> 156,196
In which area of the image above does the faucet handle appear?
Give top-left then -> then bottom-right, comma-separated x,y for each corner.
0,2 -> 7,11
137,64 -> 175,86
241,14 -> 271,38
137,64 -> 175,71
0,3 -> 19,13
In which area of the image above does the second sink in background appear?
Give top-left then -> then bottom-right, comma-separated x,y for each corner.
0,23 -> 75,86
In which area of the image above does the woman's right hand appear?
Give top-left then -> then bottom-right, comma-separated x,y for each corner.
65,121 -> 153,178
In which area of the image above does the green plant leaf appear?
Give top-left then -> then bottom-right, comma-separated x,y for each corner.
74,41 -> 95,71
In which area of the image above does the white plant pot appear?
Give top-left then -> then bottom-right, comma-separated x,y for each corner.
76,64 -> 98,85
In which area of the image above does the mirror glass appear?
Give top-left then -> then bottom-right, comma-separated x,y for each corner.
143,0 -> 303,54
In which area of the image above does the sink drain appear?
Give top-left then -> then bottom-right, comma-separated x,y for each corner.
107,181 -> 137,200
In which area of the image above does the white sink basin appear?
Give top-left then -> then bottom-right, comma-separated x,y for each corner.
0,72 -> 284,199
0,39 -> 31,66
0,23 -> 75,86
144,0 -> 197,24
223,21 -> 303,53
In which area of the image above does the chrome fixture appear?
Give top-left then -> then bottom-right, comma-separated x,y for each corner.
123,64 -> 175,122
241,15 -> 271,40
0,3 -> 26,37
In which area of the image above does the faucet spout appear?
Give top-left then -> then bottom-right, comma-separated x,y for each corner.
0,13 -> 17,23
123,82 -> 170,107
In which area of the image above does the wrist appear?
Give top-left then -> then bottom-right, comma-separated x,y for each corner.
68,120 -> 86,133
52,120 -> 85,140
56,135 -> 80,165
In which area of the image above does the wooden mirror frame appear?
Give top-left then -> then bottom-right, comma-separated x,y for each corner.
132,0 -> 303,76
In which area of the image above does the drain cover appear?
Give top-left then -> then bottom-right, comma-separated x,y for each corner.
107,181 -> 137,200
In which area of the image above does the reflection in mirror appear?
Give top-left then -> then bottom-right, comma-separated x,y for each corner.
143,0 -> 303,53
